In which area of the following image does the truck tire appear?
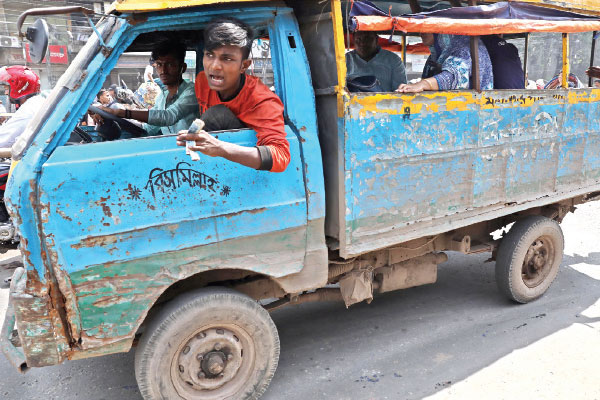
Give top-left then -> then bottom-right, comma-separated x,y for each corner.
135,287 -> 279,400
495,215 -> 564,303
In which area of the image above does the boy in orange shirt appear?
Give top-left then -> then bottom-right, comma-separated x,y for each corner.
176,18 -> 290,172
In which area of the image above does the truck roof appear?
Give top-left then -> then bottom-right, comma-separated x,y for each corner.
109,0 -> 268,13
109,0 -> 600,15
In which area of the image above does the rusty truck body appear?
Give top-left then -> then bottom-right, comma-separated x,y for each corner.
3,0 -> 600,398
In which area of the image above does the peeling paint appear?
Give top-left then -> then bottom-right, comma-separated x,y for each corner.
341,88 -> 600,257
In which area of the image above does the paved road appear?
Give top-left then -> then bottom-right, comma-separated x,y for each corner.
1,203 -> 599,400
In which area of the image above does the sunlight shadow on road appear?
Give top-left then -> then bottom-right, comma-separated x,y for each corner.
422,318 -> 600,400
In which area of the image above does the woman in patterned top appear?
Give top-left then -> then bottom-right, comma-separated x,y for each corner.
397,34 -> 493,93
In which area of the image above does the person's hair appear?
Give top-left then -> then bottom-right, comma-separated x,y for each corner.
204,17 -> 254,59
97,89 -> 108,98
151,40 -> 187,65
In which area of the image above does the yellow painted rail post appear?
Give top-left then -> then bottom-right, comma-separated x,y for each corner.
562,32 -> 569,88
331,0 -> 347,117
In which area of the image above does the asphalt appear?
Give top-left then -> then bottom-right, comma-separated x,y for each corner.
0,203 -> 599,400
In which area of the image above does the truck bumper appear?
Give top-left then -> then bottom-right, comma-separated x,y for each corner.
1,269 -> 28,372
1,267 -> 69,372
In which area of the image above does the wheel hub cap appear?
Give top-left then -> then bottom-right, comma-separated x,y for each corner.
202,351 -> 226,376
522,237 -> 554,288
175,327 -> 244,391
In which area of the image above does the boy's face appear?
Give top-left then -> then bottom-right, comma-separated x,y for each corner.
203,45 -> 252,99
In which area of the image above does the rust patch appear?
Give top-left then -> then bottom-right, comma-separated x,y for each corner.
128,13 -> 148,25
47,274 -> 75,346
12,292 -> 66,367
70,220 -> 195,250
46,131 -> 57,144
224,207 -> 267,219
20,237 -> 33,268
94,196 -> 113,218
56,208 -> 72,222
24,269 -> 46,297
46,235 -> 81,343
70,233 -> 129,250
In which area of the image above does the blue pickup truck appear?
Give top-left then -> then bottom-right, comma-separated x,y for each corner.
2,0 -> 600,398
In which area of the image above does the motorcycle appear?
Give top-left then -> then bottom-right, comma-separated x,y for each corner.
0,159 -> 18,252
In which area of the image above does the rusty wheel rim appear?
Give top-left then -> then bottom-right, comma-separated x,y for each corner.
171,325 -> 255,399
521,235 -> 555,288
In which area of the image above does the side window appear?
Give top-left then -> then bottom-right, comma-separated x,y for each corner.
345,32 -> 406,93
69,40 -> 198,144
248,38 -> 274,89
524,32 -> 591,90
69,27 -> 279,147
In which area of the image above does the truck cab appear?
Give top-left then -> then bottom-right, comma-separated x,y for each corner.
3,2 -> 328,397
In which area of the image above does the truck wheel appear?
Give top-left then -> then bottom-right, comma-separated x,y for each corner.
495,215 -> 564,303
135,287 -> 279,400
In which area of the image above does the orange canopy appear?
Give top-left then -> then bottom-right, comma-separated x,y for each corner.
353,15 -> 600,35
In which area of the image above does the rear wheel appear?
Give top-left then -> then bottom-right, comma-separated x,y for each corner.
135,287 -> 279,400
495,215 -> 564,303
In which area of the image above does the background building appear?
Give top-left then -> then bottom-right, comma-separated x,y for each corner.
0,1 -> 110,90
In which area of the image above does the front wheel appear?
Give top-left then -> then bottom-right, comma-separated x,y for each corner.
135,287 -> 279,400
495,215 -> 564,303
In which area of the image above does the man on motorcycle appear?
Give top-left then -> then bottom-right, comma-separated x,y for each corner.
0,66 -> 43,149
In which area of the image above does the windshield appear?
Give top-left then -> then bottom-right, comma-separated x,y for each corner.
11,16 -> 122,159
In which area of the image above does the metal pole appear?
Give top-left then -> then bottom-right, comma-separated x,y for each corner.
331,0 -> 347,114
590,31 -> 597,87
523,33 -> 529,87
471,36 -> 480,91
402,34 -> 407,66
562,33 -> 569,89
408,0 -> 422,13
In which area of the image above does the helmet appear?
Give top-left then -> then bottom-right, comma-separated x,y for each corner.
0,66 -> 41,103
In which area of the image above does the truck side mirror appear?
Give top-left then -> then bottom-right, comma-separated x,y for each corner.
26,19 -> 49,64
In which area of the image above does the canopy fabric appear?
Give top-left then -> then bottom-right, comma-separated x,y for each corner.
402,1 -> 600,20
349,0 -> 389,17
350,1 -> 600,34
352,15 -> 600,34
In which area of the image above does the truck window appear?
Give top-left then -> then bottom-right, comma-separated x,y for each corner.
345,30 -> 592,93
68,26 -> 280,145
